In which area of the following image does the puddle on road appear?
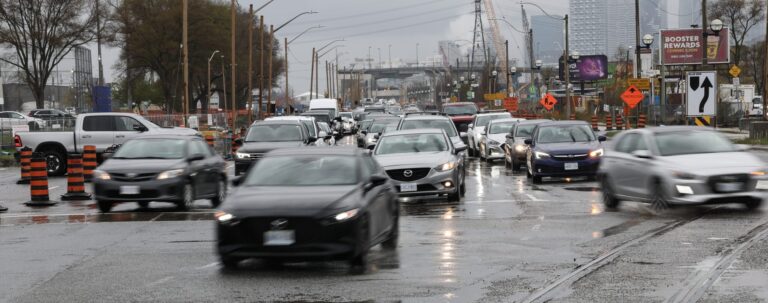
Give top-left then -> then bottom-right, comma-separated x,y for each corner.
564,186 -> 601,192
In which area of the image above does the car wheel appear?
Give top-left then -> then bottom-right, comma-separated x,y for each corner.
211,179 -> 227,208
745,199 -> 763,210
650,183 -> 670,210
601,177 -> 620,209
43,150 -> 66,176
382,212 -> 399,250
460,177 -> 466,197
97,200 -> 113,213
138,201 -> 150,209
447,186 -> 461,202
532,175 -> 543,184
178,183 -> 195,211
350,216 -> 370,272
220,255 -> 241,269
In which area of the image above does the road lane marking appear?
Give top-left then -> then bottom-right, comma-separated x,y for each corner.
48,186 -> 59,190
525,194 -> 542,201
195,262 -> 219,270
145,276 -> 174,287
531,224 -> 541,231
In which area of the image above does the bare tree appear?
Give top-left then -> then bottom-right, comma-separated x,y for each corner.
709,0 -> 765,66
0,0 -> 99,109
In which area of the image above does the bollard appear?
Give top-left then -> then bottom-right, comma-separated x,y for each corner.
16,147 -> 32,184
637,114 -> 646,128
25,153 -> 57,207
61,154 -> 91,201
591,116 -> 599,131
569,113 -> 576,120
606,115 -> 614,131
616,115 -> 624,130
205,134 -> 215,148
83,145 -> 97,182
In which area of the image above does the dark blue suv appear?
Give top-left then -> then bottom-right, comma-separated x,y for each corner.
524,121 -> 606,183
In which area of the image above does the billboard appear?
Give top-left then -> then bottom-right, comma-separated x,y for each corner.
558,55 -> 608,81
660,28 -> 730,65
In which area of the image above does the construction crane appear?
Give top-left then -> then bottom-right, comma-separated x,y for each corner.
482,0 -> 509,93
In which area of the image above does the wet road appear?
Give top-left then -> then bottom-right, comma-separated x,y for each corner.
2,137 -> 768,302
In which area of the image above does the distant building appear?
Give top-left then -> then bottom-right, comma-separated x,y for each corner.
438,40 -> 463,67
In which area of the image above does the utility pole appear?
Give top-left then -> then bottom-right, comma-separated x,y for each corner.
267,25 -> 274,116
528,28 -> 535,95
326,61 -> 331,97
505,40 -> 510,96
230,0 -> 237,128
182,0 -> 189,122
564,14 -> 571,119
634,0 -> 641,79
315,52 -> 320,99
285,37 -> 290,114
248,5 -> 254,123
96,0 -> 104,86
222,55 -> 227,113
259,16 -> 264,119
310,48 -> 315,100
763,0 -> 768,120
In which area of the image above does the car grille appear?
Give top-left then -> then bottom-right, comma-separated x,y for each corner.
396,184 -> 438,193
249,153 -> 265,159
239,217 -> 324,244
707,174 -> 750,193
110,172 -> 157,182
387,168 -> 431,181
104,189 -> 160,198
551,154 -> 589,161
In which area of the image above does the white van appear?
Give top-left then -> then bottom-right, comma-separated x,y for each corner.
308,98 -> 339,119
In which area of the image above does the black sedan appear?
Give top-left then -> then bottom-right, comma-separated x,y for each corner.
216,148 -> 399,271
92,136 -> 227,212
525,121 -> 606,183
234,120 -> 317,175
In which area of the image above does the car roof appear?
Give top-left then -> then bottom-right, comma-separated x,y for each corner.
382,128 -> 445,137
252,120 -> 303,126
648,125 -> 714,134
131,135 -> 201,141
489,118 -> 525,123
444,102 -> 476,106
402,115 -> 449,121
266,116 -> 314,121
516,119 -> 551,125
475,112 -> 511,117
537,120 -> 590,127
265,147 -> 361,157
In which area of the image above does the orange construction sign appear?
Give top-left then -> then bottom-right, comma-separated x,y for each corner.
503,97 -> 519,112
540,93 -> 557,111
621,85 -> 644,109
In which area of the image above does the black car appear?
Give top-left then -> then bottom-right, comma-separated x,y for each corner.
525,121 -> 606,183
92,136 -> 227,212
234,120 -> 316,175
216,148 -> 399,270
28,109 -> 76,127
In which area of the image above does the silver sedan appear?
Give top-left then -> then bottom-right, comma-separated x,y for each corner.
599,126 -> 766,210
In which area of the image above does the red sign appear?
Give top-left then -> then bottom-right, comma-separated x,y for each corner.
621,85 -> 644,109
660,28 -> 730,65
504,97 -> 519,112
540,93 -> 557,111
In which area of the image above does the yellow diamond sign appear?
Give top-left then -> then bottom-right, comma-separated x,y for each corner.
729,65 -> 742,78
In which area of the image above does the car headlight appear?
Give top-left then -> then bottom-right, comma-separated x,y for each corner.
235,152 -> 250,159
672,171 -> 697,180
157,169 -> 184,180
368,137 -> 377,143
589,148 -> 604,158
333,208 -> 359,222
93,170 -> 110,180
436,161 -> 457,172
514,144 -> 526,152
487,139 -> 501,146
215,211 -> 238,225
534,151 -> 550,159
750,169 -> 768,177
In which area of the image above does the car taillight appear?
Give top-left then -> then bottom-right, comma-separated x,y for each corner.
14,135 -> 22,148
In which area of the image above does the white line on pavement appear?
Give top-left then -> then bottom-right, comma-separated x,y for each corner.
531,224 -> 541,231
145,276 -> 174,287
525,194 -> 542,201
195,262 -> 219,270
48,186 -> 59,190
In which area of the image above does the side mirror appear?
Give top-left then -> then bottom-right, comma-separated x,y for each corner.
631,150 -> 654,159
506,134 -> 513,139
187,154 -> 205,162
468,123 -> 474,129
367,144 -> 376,150
361,130 -> 368,135
459,132 -> 468,138
454,145 -> 467,154
374,134 -> 380,140
234,138 -> 243,145
370,173 -> 388,185
524,138 -> 533,145
133,124 -> 148,132
307,136 -> 318,143
231,176 -> 244,187
598,135 -> 607,142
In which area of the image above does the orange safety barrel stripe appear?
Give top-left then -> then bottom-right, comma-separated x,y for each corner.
29,157 -> 50,200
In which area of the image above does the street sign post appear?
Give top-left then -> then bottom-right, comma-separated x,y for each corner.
621,85 -> 644,109
686,71 -> 717,117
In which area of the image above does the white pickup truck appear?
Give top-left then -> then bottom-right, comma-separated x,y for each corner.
14,113 -> 198,175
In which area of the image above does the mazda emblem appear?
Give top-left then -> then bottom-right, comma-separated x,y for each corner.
270,219 -> 288,230
403,170 -> 413,178
126,173 -> 137,178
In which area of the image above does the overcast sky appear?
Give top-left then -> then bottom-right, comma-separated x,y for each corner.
98,0 -> 568,95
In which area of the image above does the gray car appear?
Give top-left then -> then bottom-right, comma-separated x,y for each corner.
599,126 -> 766,210
503,119 -> 551,170
373,129 -> 466,201
396,113 -> 467,152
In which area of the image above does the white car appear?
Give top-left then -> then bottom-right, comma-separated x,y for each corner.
264,116 -> 329,146
0,111 -> 46,130
467,112 -> 512,157
479,118 -> 525,161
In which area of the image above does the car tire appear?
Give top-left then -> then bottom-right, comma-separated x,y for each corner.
97,200 -> 113,213
382,213 -> 399,250
211,179 -> 227,208
532,175 -> 543,184
448,187 -> 461,202
42,149 -> 66,176
138,201 -> 150,209
177,183 -> 195,211
745,199 -> 763,210
220,256 -> 241,269
350,216 -> 370,272
601,177 -> 621,209
650,182 -> 670,210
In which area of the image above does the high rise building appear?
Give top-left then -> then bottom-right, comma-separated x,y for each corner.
531,15 -> 565,65
569,0 -> 608,57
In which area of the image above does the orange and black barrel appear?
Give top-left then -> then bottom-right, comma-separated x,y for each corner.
638,114 -> 646,128
616,115 -> 624,130
591,115 -> 599,131
606,115 -> 613,131
16,147 -> 32,184
61,153 -> 91,201
83,145 -> 97,182
25,153 -> 57,207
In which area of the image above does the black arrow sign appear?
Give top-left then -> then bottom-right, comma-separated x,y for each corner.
699,77 -> 713,113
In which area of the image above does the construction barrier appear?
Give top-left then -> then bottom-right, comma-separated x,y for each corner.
616,115 -> 624,130
17,147 -> 32,184
83,145 -> 97,182
637,114 -> 646,128
25,153 -> 57,207
591,116 -> 599,131
61,154 -> 91,201
204,134 -> 215,147
569,113 -> 576,120
606,115 -> 613,131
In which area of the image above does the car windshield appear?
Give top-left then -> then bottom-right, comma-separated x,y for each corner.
400,120 -> 457,137
515,124 -> 538,138
369,120 -> 399,133
246,124 -> 303,142
443,104 -> 478,116
302,114 -> 330,124
476,114 -> 511,128
365,107 -> 386,113
359,120 -> 373,131
375,133 -> 448,155
112,139 -> 186,159
655,131 -> 736,156
300,120 -> 317,137
536,125 -> 596,143
489,122 -> 516,134
245,156 -> 358,186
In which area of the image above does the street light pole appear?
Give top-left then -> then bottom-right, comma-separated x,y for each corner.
388,44 -> 392,69
207,50 -> 220,113
564,14 -> 571,119
259,16 -> 264,119
230,0 -> 237,128
248,4 -> 254,123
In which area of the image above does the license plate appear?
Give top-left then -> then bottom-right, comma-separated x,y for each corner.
264,230 -> 295,246
716,182 -> 743,192
564,162 -> 579,170
400,183 -> 418,192
119,185 -> 140,195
